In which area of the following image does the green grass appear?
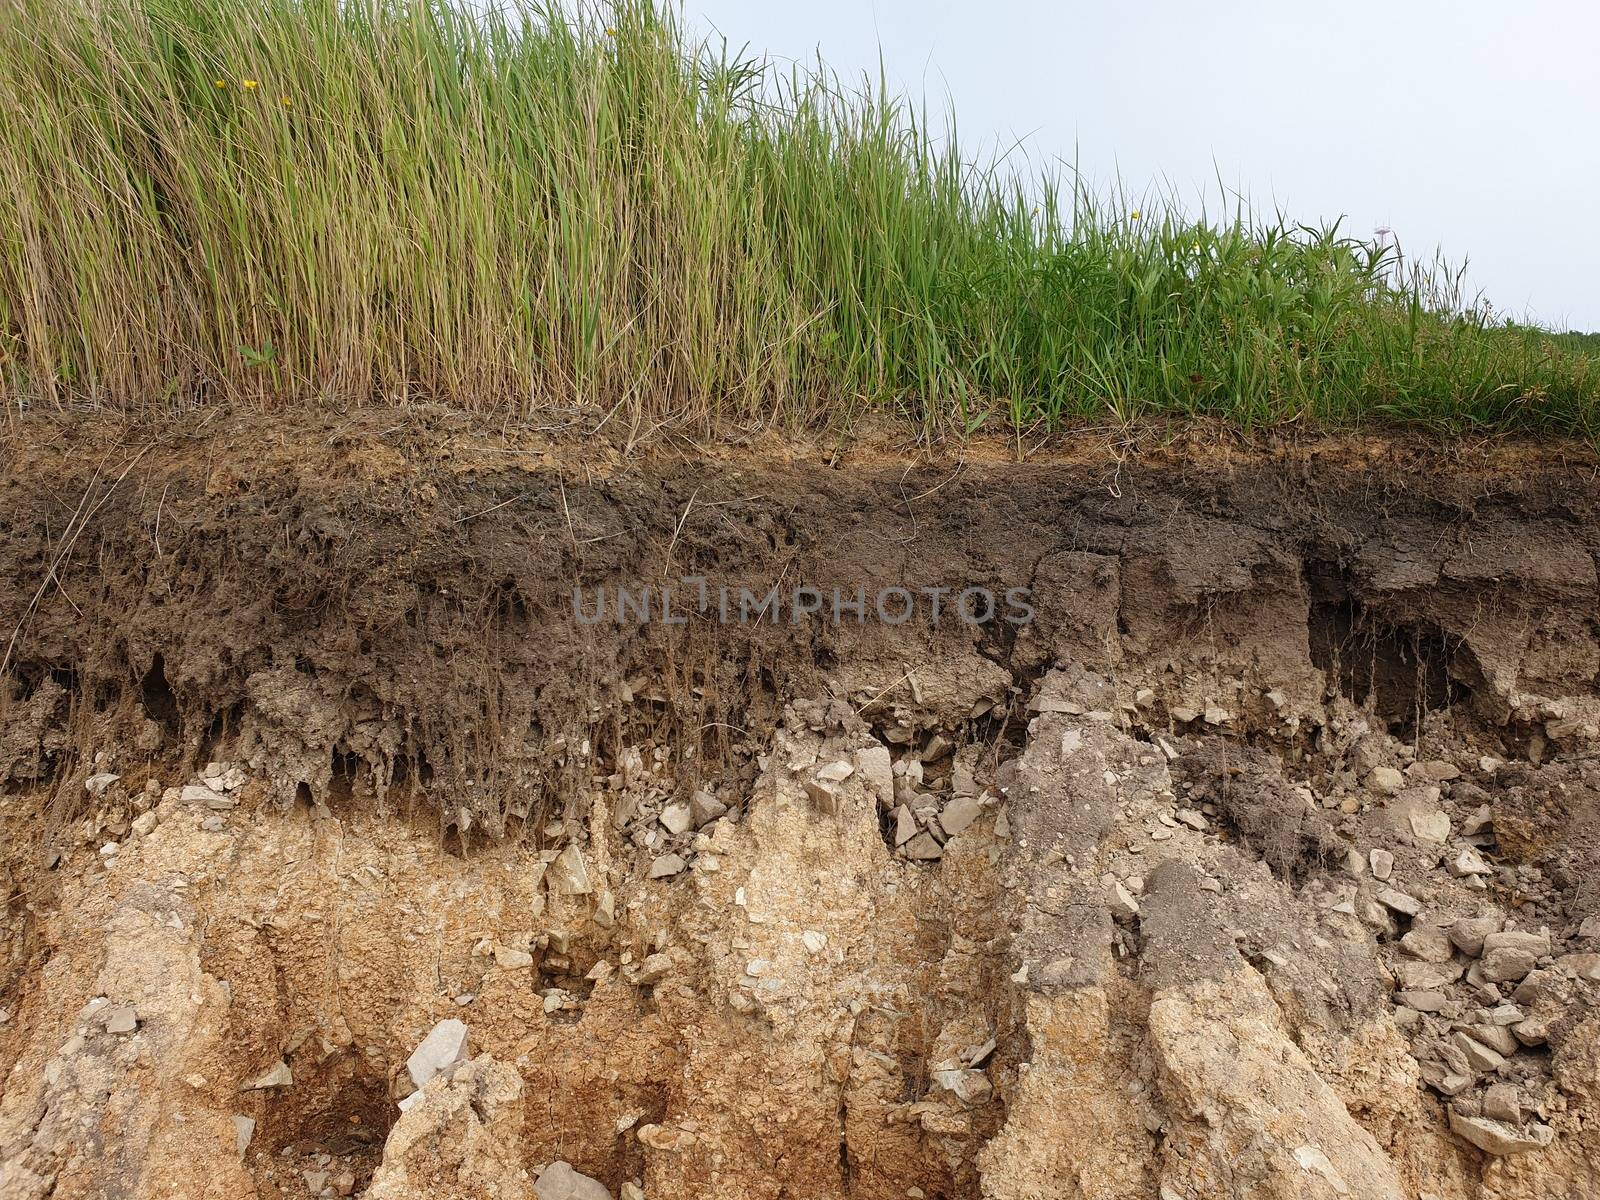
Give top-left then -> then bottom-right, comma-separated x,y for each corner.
0,0 -> 1596,439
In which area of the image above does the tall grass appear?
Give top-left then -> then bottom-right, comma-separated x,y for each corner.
0,0 -> 1595,437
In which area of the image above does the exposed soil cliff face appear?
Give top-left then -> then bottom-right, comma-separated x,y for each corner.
1,413 -> 1599,1199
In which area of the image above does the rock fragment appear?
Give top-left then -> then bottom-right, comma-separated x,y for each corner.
649,853 -> 687,879
634,952 -> 673,984
689,791 -> 728,828
1448,1111 -> 1555,1155
1469,1024 -> 1519,1056
1513,1016 -> 1550,1046
103,1004 -> 138,1034
1394,959 -> 1465,990
241,1059 -> 293,1090
1485,928 -> 1551,957
1513,971 -> 1552,1005
1367,767 -> 1405,796
1447,847 -> 1491,877
1105,881 -> 1141,922
406,1018 -> 468,1091
658,803 -> 694,835
1376,889 -> 1422,917
854,746 -> 895,805
369,1056 -> 527,1197
1291,1145 -> 1350,1195
1409,810 -> 1451,843
1411,760 -> 1460,782
1397,990 -> 1449,1013
494,944 -> 534,970
804,780 -> 839,814
939,794 -> 983,837
1398,925 -> 1453,963
1482,1083 -> 1522,1124
816,759 -> 855,783
1451,1033 -> 1505,1074
1481,930 -> 1549,982
535,1160 -> 613,1200
893,806 -> 918,847
1449,916 -> 1502,958
547,845 -> 593,895
951,759 -> 979,797
1426,1070 -> 1473,1097
180,784 -> 233,809
931,1067 -> 993,1107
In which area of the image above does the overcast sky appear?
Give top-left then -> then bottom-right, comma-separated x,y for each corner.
685,0 -> 1600,331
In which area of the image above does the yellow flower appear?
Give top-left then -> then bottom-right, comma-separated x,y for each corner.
214,79 -> 226,88
280,96 -> 292,106
1130,209 -> 1142,221
605,26 -> 617,36
242,79 -> 258,90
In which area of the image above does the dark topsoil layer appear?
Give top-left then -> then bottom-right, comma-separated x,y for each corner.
2,408 -> 1599,841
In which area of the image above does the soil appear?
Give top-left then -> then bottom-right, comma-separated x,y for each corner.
1,408 -> 1599,1199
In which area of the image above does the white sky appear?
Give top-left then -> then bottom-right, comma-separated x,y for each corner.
685,0 -> 1600,331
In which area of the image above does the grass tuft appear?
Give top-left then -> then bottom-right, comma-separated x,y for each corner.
0,0 -> 1595,438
